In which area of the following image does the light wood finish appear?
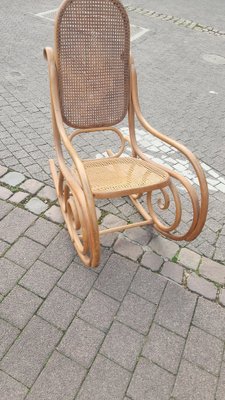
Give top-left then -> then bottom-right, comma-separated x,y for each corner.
44,0 -> 208,267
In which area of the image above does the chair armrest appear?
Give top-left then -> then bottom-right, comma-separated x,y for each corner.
44,47 -> 92,197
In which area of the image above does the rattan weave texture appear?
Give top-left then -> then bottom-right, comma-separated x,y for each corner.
82,157 -> 169,197
55,0 -> 130,129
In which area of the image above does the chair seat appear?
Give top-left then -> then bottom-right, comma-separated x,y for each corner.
82,157 -> 170,198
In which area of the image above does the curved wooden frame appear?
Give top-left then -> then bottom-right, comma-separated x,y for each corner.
44,2 -> 208,268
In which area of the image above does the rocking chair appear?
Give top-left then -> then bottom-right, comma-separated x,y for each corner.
44,0 -> 208,267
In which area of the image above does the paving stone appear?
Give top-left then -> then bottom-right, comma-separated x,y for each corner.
102,214 -> 126,228
100,232 -> 118,247
193,297 -> 225,340
150,236 -> 179,259
142,323 -> 185,374
177,247 -> 201,270
58,317 -> 104,368
25,197 -> 48,214
44,205 -> 64,224
0,207 -> 36,243
58,262 -> 97,299
130,267 -> 166,304
94,254 -> 138,301
119,203 -> 135,217
40,229 -> 75,271
87,247 -> 112,274
0,319 -> 20,359
172,359 -> 217,400
0,186 -> 12,200
0,199 -> 13,220
0,165 -> 8,177
199,257 -> 225,284
155,281 -> 197,337
0,240 -> 9,256
219,288 -> 225,306
100,321 -> 143,371
125,227 -> 151,245
20,260 -> 61,298
9,191 -> 29,203
38,286 -> 81,330
37,185 -> 57,201
183,326 -> 223,375
102,202 -> 119,215
20,178 -> 43,194
114,237 -> 143,261
187,273 -> 217,300
0,171 -> 25,186
216,362 -> 225,400
127,357 -> 174,400
0,286 -> 42,329
161,261 -> 184,283
0,316 -> 62,387
117,291 -> 156,335
78,355 -> 130,400
26,351 -> 86,400
77,288 -> 119,332
0,370 -> 28,400
141,251 -> 164,271
25,217 -> 60,246
5,236 -> 44,269
0,258 -> 25,295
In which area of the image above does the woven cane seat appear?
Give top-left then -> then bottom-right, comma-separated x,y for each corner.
82,157 -> 170,198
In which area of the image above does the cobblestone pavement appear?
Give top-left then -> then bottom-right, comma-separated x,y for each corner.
1,166 -> 225,399
0,0 -> 225,262
1,1 -> 225,398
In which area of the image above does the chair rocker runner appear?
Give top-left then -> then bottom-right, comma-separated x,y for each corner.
44,0 -> 208,267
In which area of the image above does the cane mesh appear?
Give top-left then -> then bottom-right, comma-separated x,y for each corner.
55,0 -> 130,128
81,157 -> 170,198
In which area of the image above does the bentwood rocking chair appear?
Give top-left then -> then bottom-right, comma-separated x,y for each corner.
44,0 -> 208,267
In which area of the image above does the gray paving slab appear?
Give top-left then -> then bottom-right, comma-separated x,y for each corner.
0,370 -> 28,400
5,236 -> 44,270
0,199 -> 13,220
0,258 -> 25,296
26,351 -> 86,400
77,288 -> 120,332
76,354 -> 131,400
0,319 -> 20,360
141,251 -> 164,271
193,297 -> 225,340
0,316 -> 62,387
37,286 -> 81,330
127,357 -> 175,400
116,291 -> 156,335
155,281 -> 197,337
25,217 -> 60,246
0,285 -> 42,329
0,208 -> 36,243
142,322 -> 185,374
19,260 -> 61,298
58,317 -> 105,368
130,267 -> 166,304
183,325 -> 224,376
94,254 -> 138,301
40,229 -> 75,271
58,262 -> 97,299
172,359 -> 217,400
100,321 -> 144,371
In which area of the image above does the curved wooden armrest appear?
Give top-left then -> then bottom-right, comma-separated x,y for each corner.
129,59 -> 208,240
44,47 -> 93,197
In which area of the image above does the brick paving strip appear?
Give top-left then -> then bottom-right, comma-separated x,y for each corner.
124,4 -> 225,37
0,163 -> 225,399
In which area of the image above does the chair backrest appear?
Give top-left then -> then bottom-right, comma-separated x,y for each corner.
55,0 -> 130,129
